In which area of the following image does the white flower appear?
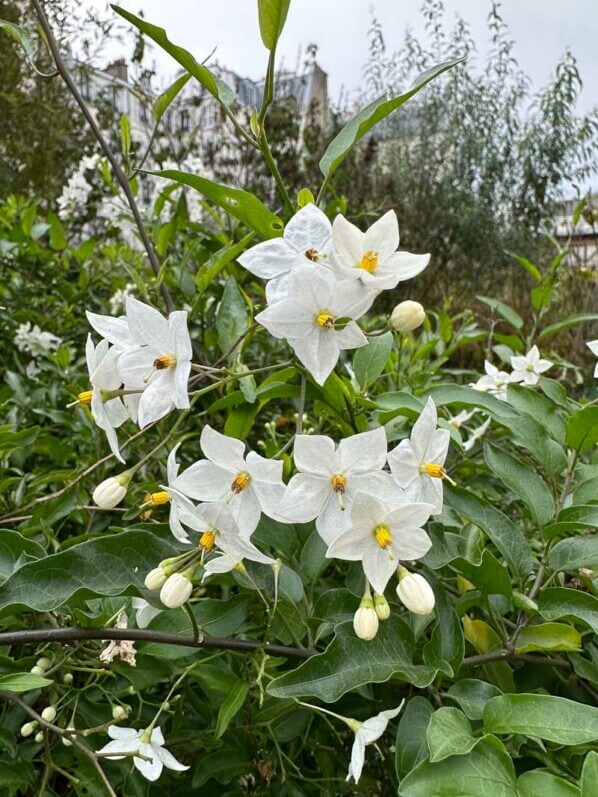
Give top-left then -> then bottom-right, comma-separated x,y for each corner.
387,397 -> 451,514
159,444 -> 217,543
97,725 -> 188,782
462,416 -> 491,452
396,569 -> 435,615
110,283 -> 136,315
92,471 -> 131,509
331,210 -> 429,292
132,598 -> 162,628
160,572 -> 193,608
167,426 -> 285,537
14,322 -> 62,356
326,493 -> 433,594
256,265 -> 370,385
278,427 -> 395,544
389,300 -> 425,332
449,408 -> 478,428
587,339 -> 598,378
510,345 -> 552,386
470,360 -> 512,400
238,203 -> 333,302
85,335 -> 129,463
346,703 -> 404,783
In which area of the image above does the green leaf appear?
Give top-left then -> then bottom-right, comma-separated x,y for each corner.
514,622 -> 581,654
319,58 -> 462,179
506,251 -> 542,282
506,385 -> 565,443
423,584 -> 464,675
445,485 -> 535,578
426,707 -> 476,762
153,169 -> 283,239
153,71 -> 192,122
0,19 -> 35,61
573,476 -> 598,506
0,529 -> 45,583
566,406 -> 598,452
484,443 -> 555,527
0,672 -> 53,692
120,114 -> 131,158
257,0 -> 291,50
538,588 -> 598,635
453,550 -> 512,597
581,751 -> 598,797
446,679 -> 502,721
549,535 -> 598,572
267,622 -> 438,703
353,332 -> 393,391
395,697 -> 434,778
0,530 -> 179,617
399,740 -> 517,797
483,694 -> 598,745
215,680 -> 250,739
477,296 -> 524,329
532,283 -> 553,312
111,6 -> 235,105
518,770 -> 580,797
462,616 -> 515,693
216,279 -> 250,356
538,313 -> 598,341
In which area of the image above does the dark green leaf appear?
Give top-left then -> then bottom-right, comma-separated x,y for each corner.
566,406 -> 598,452
215,680 -> 250,739
395,697 -> 434,778
353,332 -> 393,391
549,535 -> 598,572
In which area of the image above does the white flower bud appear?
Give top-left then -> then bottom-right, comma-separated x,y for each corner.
112,705 -> 128,720
62,726 -> 74,747
30,665 -> 45,676
396,571 -> 435,615
41,706 -> 57,723
144,566 -> 167,591
63,673 -> 73,685
373,592 -> 390,620
390,300 -> 425,333
353,606 -> 379,641
34,731 -> 44,743
92,471 -> 132,509
21,721 -> 38,737
36,656 -> 52,670
160,572 -> 193,608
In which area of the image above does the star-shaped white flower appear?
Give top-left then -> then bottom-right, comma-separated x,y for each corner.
238,203 -> 333,303
326,493 -> 433,594
510,345 -> 552,386
279,427 -> 397,544
587,339 -> 598,378
168,426 -> 285,537
462,415 -> 491,452
97,725 -> 188,782
256,265 -> 370,385
387,397 -> 451,514
85,335 -> 128,463
160,445 -> 208,543
346,703 -> 404,783
331,210 -> 429,292
470,360 -> 512,400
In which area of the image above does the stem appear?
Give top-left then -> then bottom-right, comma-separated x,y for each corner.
258,128 -> 294,216
30,0 -> 174,315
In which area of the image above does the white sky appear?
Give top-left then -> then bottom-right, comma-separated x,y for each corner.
85,0 -> 597,114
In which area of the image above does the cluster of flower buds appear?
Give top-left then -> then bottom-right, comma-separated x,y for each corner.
353,585 -> 391,641
30,655 -> 52,677
145,552 -> 201,609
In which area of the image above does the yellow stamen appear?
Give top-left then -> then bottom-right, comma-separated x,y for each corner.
147,490 -> 170,506
77,390 -> 93,405
421,463 -> 445,479
357,250 -> 378,274
305,248 -> 320,262
199,530 -> 216,551
154,354 -> 176,370
231,471 -> 251,494
315,311 -> 335,329
374,524 -> 392,550
331,474 -> 346,493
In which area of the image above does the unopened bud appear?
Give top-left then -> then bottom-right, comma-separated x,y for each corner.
63,673 -> 74,685
373,592 -> 390,620
36,657 -> 52,670
30,665 -> 45,676
390,300 -> 425,333
92,471 -> 132,509
41,706 -> 57,723
112,705 -> 128,721
62,724 -> 75,746
396,568 -> 435,615
160,572 -> 193,608
21,721 -> 38,737
353,605 -> 379,641
144,566 -> 167,591
35,731 -> 44,743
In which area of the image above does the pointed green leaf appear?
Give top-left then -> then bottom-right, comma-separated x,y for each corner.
426,707 -> 476,762
353,332 -> 393,391
514,622 -> 582,654
446,679 -> 503,721
153,72 -> 192,122
549,535 -> 598,572
257,0 -> 291,50
477,296 -> 523,329
395,697 -> 434,778
538,587 -> 598,635
0,672 -> 53,692
518,770 -> 580,797
581,751 -> 598,797
566,406 -> 598,452
538,313 -> 598,341
215,680 -> 250,739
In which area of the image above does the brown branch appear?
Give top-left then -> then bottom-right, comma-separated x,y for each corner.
0,627 -> 315,660
30,0 -> 174,315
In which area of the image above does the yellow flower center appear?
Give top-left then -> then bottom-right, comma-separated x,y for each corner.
153,354 -> 176,370
331,473 -> 346,493
304,248 -> 320,262
357,250 -> 379,274
315,311 -> 335,329
147,490 -> 170,506
231,471 -> 251,494
420,463 -> 445,479
374,524 -> 392,549
77,390 -> 93,405
199,530 -> 216,551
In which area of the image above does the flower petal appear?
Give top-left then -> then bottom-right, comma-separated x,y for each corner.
239,238 -> 299,279
200,425 -> 245,470
293,435 -> 336,476
171,460 -> 230,502
278,473 -> 330,523
284,203 -> 332,254
126,296 -> 169,351
338,427 -> 387,473
363,209 -> 399,261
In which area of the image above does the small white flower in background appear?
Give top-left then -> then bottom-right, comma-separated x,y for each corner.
326,493 -> 433,595
396,567 -> 435,615
85,335 -> 129,463
109,282 -> 136,315
346,703 -> 405,783
331,210 -> 429,293
510,345 -> 553,386
132,598 -> 162,629
97,725 -> 188,782
587,339 -> 598,377
448,408 -> 478,429
167,426 -> 285,537
387,397 -> 451,514
278,427 -> 396,544
389,300 -> 426,332
470,360 -> 512,400
462,415 -> 492,452
239,203 -> 333,303
99,609 -> 136,667
14,322 -> 62,356
256,265 -> 370,385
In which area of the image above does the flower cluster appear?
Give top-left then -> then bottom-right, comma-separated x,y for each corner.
14,321 -> 62,378
471,345 -> 553,399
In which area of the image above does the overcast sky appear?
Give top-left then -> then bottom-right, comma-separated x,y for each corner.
86,0 -> 597,114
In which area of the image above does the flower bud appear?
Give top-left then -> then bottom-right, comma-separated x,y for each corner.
63,673 -> 74,685
35,731 -> 44,743
92,471 -> 132,509
21,721 -> 38,737
373,592 -> 390,621
144,566 -> 167,591
62,724 -> 74,747
353,606 -> 379,640
396,569 -> 435,615
390,300 -> 425,333
160,572 -> 193,608
41,706 -> 57,723
112,705 -> 128,721
30,665 -> 45,676
36,656 -> 52,670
